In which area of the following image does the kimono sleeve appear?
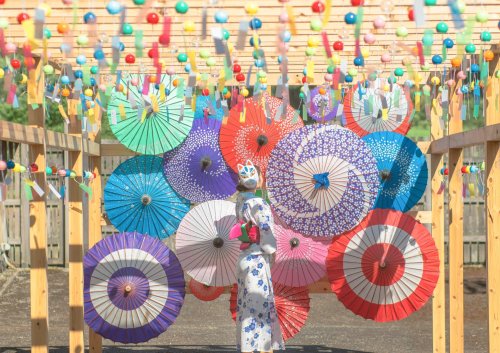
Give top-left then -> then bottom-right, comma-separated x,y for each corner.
244,198 -> 277,255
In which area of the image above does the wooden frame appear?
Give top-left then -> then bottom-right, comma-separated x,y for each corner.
0,59 -> 499,353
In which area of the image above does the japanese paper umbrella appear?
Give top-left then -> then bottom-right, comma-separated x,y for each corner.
176,200 -> 240,287
326,209 -> 440,322
188,279 -> 225,302
219,93 -> 303,175
194,95 -> 224,122
272,224 -> 331,287
267,124 -> 379,237
308,86 -> 341,122
107,74 -> 194,155
363,131 -> 428,212
344,82 -> 412,138
104,155 -> 190,239
84,232 -> 185,343
229,283 -> 310,341
163,120 -> 238,203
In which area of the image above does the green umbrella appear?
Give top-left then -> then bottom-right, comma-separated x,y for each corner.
107,74 -> 194,155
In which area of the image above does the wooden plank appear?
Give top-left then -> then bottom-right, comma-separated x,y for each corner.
430,96 -> 445,353
448,86 -> 464,353
27,61 -> 49,353
68,114 -> 85,353
0,120 -> 100,156
20,144 -> 30,268
486,58 -> 500,353
430,123 -> 500,154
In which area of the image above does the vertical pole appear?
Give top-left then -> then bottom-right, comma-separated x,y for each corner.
28,61 -> 49,353
448,82 -> 464,353
431,101 -> 445,353
485,55 -> 500,353
68,105 -> 84,353
88,95 -> 103,353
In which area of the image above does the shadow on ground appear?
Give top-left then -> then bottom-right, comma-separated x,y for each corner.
0,346 -> 369,353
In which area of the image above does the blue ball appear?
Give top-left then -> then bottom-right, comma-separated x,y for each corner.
83,12 -> 97,24
353,56 -> 364,67
74,70 -> 83,79
61,75 -> 70,85
443,38 -> 454,49
165,88 -> 171,96
277,55 -> 282,64
432,55 -> 443,65
303,68 -> 307,76
90,77 -> 96,86
470,63 -> 480,73
249,18 -> 262,30
106,0 -> 123,15
76,55 -> 87,65
119,42 -> 125,51
155,84 -> 160,90
255,59 -> 264,68
60,43 -> 71,53
184,63 -> 191,73
280,30 -> 291,43
93,49 -> 105,60
345,74 -> 353,83
344,12 -> 357,25
461,86 -> 469,94
249,36 -> 261,47
214,11 -> 228,24
47,84 -> 54,92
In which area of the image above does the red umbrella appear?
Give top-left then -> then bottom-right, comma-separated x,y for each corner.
230,282 -> 310,341
219,93 -> 303,176
188,279 -> 225,302
326,209 -> 439,322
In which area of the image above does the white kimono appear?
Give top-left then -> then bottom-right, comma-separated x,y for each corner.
235,192 -> 285,352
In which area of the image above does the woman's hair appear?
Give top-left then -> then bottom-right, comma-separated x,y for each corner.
236,165 -> 262,192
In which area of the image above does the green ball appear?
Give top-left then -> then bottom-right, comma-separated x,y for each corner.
425,0 -> 437,5
222,28 -> 230,40
44,28 -> 52,39
310,18 -> 323,31
299,92 -> 305,99
252,50 -> 260,60
457,0 -> 466,13
222,87 -> 229,95
421,64 -> 430,72
394,68 -> 404,77
388,76 -> 397,84
327,65 -> 334,74
422,35 -> 434,46
465,43 -> 476,54
436,22 -> 448,34
45,167 -> 53,176
496,70 -> 500,79
257,70 -> 267,78
368,73 -> 378,81
133,0 -> 146,4
43,64 -> 54,75
0,18 -> 9,29
348,68 -> 358,77
396,26 -> 408,38
305,47 -> 315,57
90,66 -> 99,74
475,11 -> 488,23
122,23 -> 133,35
480,31 -> 492,42
177,53 -> 188,62
76,34 -> 89,46
199,49 -> 210,59
175,1 -> 189,14
206,57 -> 217,67
70,171 -> 77,178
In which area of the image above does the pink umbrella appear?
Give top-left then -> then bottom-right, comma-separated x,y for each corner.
271,224 -> 331,287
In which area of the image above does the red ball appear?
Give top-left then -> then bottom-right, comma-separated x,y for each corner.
125,54 -> 135,64
201,88 -> 210,96
233,64 -> 241,73
333,41 -> 344,51
30,163 -> 38,172
10,59 -> 21,69
444,168 -> 449,176
148,48 -> 158,59
461,166 -> 468,174
311,1 -> 325,13
351,0 -> 364,5
408,7 -> 414,21
146,12 -> 160,25
0,0 -> 6,4
302,76 -> 307,84
235,73 -> 245,82
159,34 -> 170,46
17,12 -> 29,24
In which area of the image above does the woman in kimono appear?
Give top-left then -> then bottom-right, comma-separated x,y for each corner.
234,160 -> 285,353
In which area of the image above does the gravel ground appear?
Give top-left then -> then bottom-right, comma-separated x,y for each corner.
0,267 -> 487,353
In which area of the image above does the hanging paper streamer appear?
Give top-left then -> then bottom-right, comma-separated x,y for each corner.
48,183 -> 62,199
322,32 -> 332,58
456,17 -> 474,45
212,27 -> 225,55
286,5 -> 297,35
236,20 -> 249,51
162,16 -> 171,47
413,0 -> 425,27
187,50 -> 197,72
34,8 -> 45,40
461,103 -> 467,121
24,180 -> 33,201
437,180 -> 445,194
306,61 -> 315,82
135,30 -> 144,58
176,78 -> 185,99
354,6 -> 364,58
416,42 -> 425,66
0,29 -> 5,56
448,0 -> 464,29
441,87 -> 449,120
422,30 -> 433,56
79,182 -> 93,198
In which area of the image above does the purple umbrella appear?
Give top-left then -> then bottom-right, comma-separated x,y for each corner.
163,119 -> 238,203
84,232 -> 185,344
307,86 -> 340,122
266,124 -> 379,237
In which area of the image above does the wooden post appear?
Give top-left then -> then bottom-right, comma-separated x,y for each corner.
485,55 -> 500,353
88,95 -> 103,353
448,82 -> 464,353
27,61 -> 49,353
430,99 -> 445,353
68,107 -> 85,353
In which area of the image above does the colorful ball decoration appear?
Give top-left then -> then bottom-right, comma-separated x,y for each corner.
214,10 -> 228,23
475,11 -> 488,23
245,3 -> 259,15
125,53 -> 135,64
106,0 -> 123,15
364,33 -> 376,44
146,12 -> 160,24
177,53 -> 188,62
396,26 -> 408,38
425,0 -> 437,5
432,55 -> 443,65
90,65 -> 99,74
311,1 -> 325,13
43,64 -> 54,74
17,12 -> 30,24
394,68 -> 404,77
44,28 -> 52,39
480,31 -> 492,42
175,0 -> 189,14
484,50 -> 494,62
443,38 -> 454,49
76,55 -> 86,65
333,41 -> 344,51
344,12 -> 357,25
249,17 -> 262,30
373,16 -> 385,29
465,43 -> 476,54
10,59 -> 21,70
381,53 -> 391,63
436,22 -> 448,34
0,18 -> 9,29
122,23 -> 133,35
133,0 -> 145,4
83,11 -> 97,24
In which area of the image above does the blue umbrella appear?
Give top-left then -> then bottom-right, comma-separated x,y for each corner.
362,131 -> 428,212
194,96 -> 224,122
104,155 -> 190,239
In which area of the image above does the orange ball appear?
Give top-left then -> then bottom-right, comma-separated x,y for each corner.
411,46 -> 419,57
172,78 -> 179,87
224,92 -> 231,99
57,23 -> 70,34
116,84 -> 124,92
451,57 -> 461,68
484,50 -> 494,62
24,57 -> 35,67
61,88 -> 70,97
149,76 -> 157,83
318,87 -> 326,95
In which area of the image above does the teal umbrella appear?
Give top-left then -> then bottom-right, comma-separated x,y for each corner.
107,74 -> 194,155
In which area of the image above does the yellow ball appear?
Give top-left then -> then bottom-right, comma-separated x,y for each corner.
431,76 -> 441,85
414,73 -> 423,83
84,88 -> 93,97
227,42 -> 234,54
307,37 -> 319,48
183,21 -> 195,32
241,87 -> 249,97
360,48 -> 370,58
383,84 -> 391,92
0,68 -> 4,79
245,3 -> 259,15
196,73 -> 202,81
38,3 -> 52,16
20,74 -> 27,84
259,77 -> 267,84
13,163 -> 22,173
332,54 -> 341,65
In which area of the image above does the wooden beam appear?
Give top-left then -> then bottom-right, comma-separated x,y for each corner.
100,141 -> 140,157
0,120 -> 100,156
429,123 -> 500,154
448,86 -> 464,353
485,59 -> 500,353
28,61 -> 49,353
68,114 -> 85,353
430,95 -> 445,353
